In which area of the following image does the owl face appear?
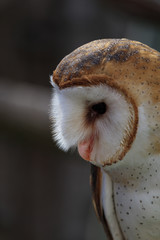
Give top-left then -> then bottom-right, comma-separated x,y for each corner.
51,82 -> 138,166
50,39 -> 160,167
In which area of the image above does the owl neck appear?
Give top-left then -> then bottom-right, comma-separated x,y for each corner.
103,149 -> 159,186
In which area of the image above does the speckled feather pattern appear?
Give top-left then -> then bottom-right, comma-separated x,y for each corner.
51,39 -> 160,240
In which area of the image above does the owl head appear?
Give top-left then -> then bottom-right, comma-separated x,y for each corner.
50,39 -> 160,167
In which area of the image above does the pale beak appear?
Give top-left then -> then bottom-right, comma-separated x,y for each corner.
77,135 -> 94,162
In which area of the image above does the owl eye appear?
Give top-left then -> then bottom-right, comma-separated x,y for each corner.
91,102 -> 107,115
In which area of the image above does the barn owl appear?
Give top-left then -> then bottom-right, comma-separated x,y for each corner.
50,39 -> 160,240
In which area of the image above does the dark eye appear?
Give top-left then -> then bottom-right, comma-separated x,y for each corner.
91,102 -> 107,115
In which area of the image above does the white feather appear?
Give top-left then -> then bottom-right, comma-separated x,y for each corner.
50,81 -> 160,240
50,84 -> 135,165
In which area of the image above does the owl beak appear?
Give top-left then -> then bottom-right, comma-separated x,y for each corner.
77,136 -> 94,162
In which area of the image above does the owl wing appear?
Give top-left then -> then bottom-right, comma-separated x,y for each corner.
90,165 -> 124,240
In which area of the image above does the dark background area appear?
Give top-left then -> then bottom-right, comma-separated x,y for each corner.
0,0 -> 160,240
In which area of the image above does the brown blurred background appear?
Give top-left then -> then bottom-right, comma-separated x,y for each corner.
0,0 -> 160,240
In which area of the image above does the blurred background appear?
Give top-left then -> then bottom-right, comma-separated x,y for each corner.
0,0 -> 160,239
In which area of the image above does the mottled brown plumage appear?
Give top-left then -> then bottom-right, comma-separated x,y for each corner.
53,39 -> 160,92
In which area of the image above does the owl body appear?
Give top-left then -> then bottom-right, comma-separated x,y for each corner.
50,39 -> 160,240
104,149 -> 160,239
